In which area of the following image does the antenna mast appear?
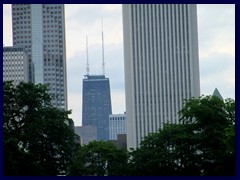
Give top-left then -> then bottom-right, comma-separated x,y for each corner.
101,19 -> 105,76
86,35 -> 89,76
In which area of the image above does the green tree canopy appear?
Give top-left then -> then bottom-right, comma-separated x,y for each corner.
3,81 -> 77,176
129,95 -> 235,176
69,140 -> 129,176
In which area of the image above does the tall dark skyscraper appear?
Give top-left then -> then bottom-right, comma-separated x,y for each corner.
123,4 -> 200,148
82,75 -> 112,141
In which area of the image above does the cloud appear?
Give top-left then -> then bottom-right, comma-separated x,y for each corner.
197,4 -> 235,57
65,4 -> 123,60
111,90 -> 126,114
200,52 -> 235,99
3,4 -> 12,46
200,52 -> 234,77
68,92 -> 82,126
104,43 -> 125,89
197,4 -> 235,100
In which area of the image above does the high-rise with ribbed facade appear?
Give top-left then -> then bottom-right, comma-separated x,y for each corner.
122,4 -> 200,148
12,4 -> 67,109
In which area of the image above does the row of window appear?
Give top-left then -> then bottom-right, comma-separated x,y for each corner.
13,24 -> 31,29
46,86 -> 64,90
44,78 -> 64,83
4,73 -> 24,78
43,29 -> 61,33
43,6 -> 61,10
12,11 -> 30,16
4,68 -> 24,73
3,64 -> 24,69
4,77 -> 25,81
44,40 -> 63,44
109,117 -> 126,121
43,14 -> 62,18
3,62 -> 25,67
44,81 -> 64,87
13,4 -> 61,10
3,52 -> 24,56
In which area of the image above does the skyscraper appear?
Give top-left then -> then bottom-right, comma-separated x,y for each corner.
12,4 -> 67,109
109,113 -> 126,140
82,75 -> 112,141
122,4 -> 200,148
3,46 -> 30,86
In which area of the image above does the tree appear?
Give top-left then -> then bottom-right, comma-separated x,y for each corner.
3,81 -> 77,175
129,95 -> 235,176
179,96 -> 235,175
69,140 -> 129,176
129,123 -> 202,176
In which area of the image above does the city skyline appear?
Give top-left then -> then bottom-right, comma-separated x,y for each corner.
3,4 -> 235,126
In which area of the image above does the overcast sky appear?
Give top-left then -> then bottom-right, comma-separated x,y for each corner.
3,4 -> 235,126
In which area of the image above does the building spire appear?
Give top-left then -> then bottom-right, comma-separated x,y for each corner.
213,88 -> 223,100
86,35 -> 89,76
101,18 -> 105,76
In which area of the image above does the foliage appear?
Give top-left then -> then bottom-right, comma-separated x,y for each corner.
129,123 -> 202,175
3,81 -> 77,176
129,95 -> 235,176
68,140 -> 129,176
179,96 -> 235,175
5,82 -> 234,176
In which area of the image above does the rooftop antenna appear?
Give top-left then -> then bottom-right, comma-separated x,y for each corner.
101,18 -> 105,76
86,35 -> 90,76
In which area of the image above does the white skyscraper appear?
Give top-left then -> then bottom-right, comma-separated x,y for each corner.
122,4 -> 200,148
3,46 -> 29,86
11,4 -> 67,109
109,114 -> 126,140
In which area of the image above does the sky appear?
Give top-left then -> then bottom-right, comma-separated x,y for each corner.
3,4 -> 235,126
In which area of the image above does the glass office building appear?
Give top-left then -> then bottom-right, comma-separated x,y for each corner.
12,4 -> 67,109
82,75 -> 112,141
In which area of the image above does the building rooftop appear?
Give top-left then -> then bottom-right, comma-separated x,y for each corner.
84,75 -> 105,79
212,88 -> 223,100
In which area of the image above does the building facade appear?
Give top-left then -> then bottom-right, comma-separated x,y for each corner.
12,4 -> 67,109
110,134 -> 127,149
3,46 -> 29,86
122,4 -> 200,148
74,125 -> 97,145
82,75 -> 112,141
109,113 -> 126,140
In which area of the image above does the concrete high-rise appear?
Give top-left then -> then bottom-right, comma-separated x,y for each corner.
109,113 -> 126,140
82,75 -> 112,141
122,4 -> 200,148
3,46 -> 30,86
11,4 -> 67,109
